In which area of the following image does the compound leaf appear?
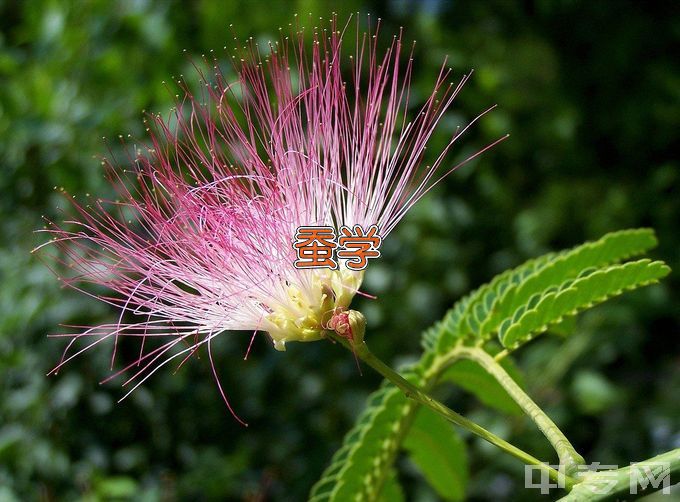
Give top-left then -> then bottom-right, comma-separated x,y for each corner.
500,259 -> 670,348
479,228 -> 658,339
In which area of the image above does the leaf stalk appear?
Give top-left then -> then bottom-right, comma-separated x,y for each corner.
327,331 -> 576,490
450,347 -> 586,477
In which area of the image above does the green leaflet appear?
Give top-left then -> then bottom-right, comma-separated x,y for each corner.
499,259 -> 670,348
439,357 -> 524,415
403,407 -> 468,501
433,294 -> 472,353
420,319 -> 444,353
375,470 -> 404,502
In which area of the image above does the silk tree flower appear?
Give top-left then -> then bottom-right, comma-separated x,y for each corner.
38,15 -> 503,406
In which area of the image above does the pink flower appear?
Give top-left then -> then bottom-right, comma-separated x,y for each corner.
38,15 -> 504,410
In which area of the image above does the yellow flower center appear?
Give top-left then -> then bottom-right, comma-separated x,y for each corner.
263,269 -> 364,350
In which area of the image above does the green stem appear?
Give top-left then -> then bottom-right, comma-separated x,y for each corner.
558,448 -> 680,501
328,332 -> 575,489
452,347 -> 585,478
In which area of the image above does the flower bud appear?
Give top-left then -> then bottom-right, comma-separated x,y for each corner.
327,308 -> 366,347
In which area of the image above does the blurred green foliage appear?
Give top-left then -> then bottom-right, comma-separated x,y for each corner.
0,0 -> 677,500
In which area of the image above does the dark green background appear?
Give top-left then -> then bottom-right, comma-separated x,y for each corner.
1,1 -> 678,500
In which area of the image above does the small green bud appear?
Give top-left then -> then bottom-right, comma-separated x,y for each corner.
327,308 -> 366,346
346,310 -> 366,345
